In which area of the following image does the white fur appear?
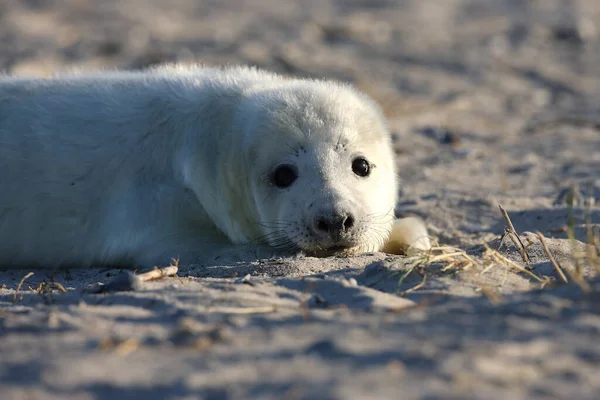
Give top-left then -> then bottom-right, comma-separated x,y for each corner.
0,64 -> 427,268
381,217 -> 432,255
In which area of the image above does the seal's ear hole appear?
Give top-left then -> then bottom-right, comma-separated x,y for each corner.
352,157 -> 371,177
271,164 -> 298,188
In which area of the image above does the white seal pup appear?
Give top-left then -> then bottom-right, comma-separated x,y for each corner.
0,64 -> 430,268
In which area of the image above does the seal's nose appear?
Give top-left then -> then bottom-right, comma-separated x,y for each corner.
312,211 -> 355,241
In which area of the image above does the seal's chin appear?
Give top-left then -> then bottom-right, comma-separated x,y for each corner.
278,232 -> 363,257
299,243 -> 360,258
324,245 -> 349,253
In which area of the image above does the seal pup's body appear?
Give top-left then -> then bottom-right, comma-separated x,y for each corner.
0,65 -> 429,268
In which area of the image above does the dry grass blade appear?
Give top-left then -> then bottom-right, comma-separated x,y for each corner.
34,280 -> 68,295
13,272 -> 34,302
565,185 -> 584,278
429,246 -> 478,270
535,232 -> 568,284
400,274 -> 427,296
563,185 -> 593,293
584,189 -> 600,274
483,244 -> 545,282
52,281 -> 68,293
394,246 -> 477,292
396,262 -> 418,287
591,230 -> 600,274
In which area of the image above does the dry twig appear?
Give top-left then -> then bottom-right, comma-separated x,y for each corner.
137,261 -> 179,282
138,266 -> 178,281
498,205 -> 531,267
535,232 -> 568,284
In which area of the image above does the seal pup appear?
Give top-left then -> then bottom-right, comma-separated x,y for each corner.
0,64 -> 430,268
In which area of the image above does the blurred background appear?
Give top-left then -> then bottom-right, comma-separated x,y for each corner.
2,0 -> 598,135
1,0 -> 598,244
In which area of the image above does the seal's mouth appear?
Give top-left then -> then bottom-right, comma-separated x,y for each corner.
325,245 -> 349,253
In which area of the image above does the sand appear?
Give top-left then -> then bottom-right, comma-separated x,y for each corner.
1,1 -> 599,399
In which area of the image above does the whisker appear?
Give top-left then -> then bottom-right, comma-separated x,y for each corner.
247,231 -> 288,245
255,222 -> 291,229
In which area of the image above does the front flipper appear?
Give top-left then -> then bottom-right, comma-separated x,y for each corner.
381,217 -> 432,255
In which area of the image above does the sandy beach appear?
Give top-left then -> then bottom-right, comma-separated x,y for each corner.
1,1 -> 599,399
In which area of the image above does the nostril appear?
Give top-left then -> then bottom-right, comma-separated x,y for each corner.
343,214 -> 354,231
316,219 -> 329,233
314,213 -> 354,236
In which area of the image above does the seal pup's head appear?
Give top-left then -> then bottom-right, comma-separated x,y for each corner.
240,80 -> 398,256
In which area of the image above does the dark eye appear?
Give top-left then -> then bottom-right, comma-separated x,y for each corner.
271,164 -> 298,188
352,157 -> 371,177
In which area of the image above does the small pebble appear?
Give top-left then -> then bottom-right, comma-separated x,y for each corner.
235,274 -> 254,286
345,278 -> 358,287
307,293 -> 328,308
